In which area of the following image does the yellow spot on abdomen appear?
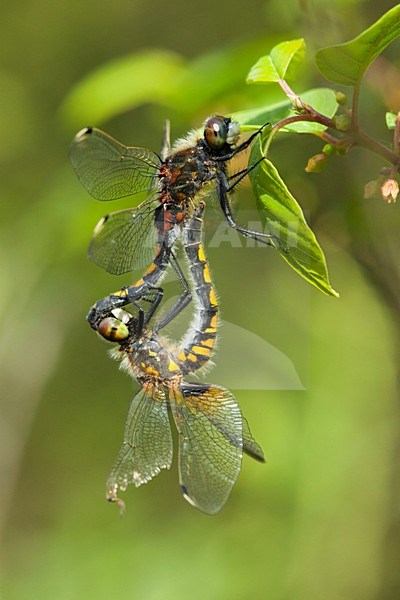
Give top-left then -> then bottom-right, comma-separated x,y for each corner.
203,264 -> 211,283
209,287 -> 218,307
205,326 -> 217,333
144,263 -> 157,275
205,313 -> 218,333
192,345 -> 211,357
198,245 -> 206,262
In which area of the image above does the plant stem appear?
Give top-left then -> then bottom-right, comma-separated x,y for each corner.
351,84 -> 361,132
354,129 -> 400,165
278,79 -> 298,100
272,114 -> 334,132
394,113 -> 400,155
274,79 -> 400,167
272,115 -> 400,166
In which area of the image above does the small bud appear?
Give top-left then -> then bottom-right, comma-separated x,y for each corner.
336,146 -> 349,156
381,178 -> 399,203
380,167 -> 392,176
305,153 -> 328,173
335,91 -> 347,106
292,95 -> 307,114
333,114 -> 351,131
322,143 -> 335,156
364,180 -> 380,200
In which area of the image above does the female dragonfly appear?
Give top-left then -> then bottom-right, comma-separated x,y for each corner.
96,203 -> 265,515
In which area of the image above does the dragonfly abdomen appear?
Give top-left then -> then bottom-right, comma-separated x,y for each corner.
179,206 -> 218,374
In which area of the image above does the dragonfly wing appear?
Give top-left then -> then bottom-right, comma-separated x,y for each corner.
170,383 -> 243,515
70,127 -> 161,200
242,416 -> 265,462
106,383 -> 173,506
88,195 -> 159,274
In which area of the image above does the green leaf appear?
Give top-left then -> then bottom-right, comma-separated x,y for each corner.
233,88 -> 337,134
316,5 -> 400,86
386,111 -> 398,130
247,39 -> 306,85
60,50 -> 185,128
249,137 -> 338,297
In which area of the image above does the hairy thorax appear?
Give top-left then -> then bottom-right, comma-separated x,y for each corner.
117,334 -> 183,382
160,143 -> 218,205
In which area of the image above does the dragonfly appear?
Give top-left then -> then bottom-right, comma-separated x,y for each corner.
70,115 -> 279,331
96,202 -> 265,515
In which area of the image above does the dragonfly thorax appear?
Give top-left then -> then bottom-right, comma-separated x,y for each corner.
120,334 -> 182,381
162,145 -> 216,204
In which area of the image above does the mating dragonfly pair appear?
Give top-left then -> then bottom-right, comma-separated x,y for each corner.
70,115 -> 276,514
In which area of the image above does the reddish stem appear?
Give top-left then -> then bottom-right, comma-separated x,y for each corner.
274,79 -> 400,168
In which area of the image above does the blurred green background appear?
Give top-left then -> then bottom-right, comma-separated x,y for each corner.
2,0 -> 400,598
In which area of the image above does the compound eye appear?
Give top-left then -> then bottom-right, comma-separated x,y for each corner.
204,116 -> 228,149
98,317 -> 129,342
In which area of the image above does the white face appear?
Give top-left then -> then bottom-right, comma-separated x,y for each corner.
226,121 -> 241,146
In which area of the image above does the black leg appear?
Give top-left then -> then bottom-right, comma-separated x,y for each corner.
87,242 -> 193,334
86,294 -> 131,330
226,156 -> 266,191
131,289 -> 164,329
153,251 -> 192,333
125,305 -> 145,337
216,171 -> 283,249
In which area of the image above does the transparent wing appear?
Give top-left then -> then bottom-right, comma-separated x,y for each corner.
170,383 -> 243,515
242,416 -> 265,462
106,383 -> 173,507
88,194 -> 159,274
70,127 -> 161,201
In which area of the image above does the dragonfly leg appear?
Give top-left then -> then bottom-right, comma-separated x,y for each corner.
216,171 -> 284,250
87,293 -> 132,330
227,156 -> 265,190
122,245 -> 193,332
87,243 -> 192,333
153,251 -> 192,333
130,287 -> 164,327
131,304 -> 145,337
87,281 -> 165,332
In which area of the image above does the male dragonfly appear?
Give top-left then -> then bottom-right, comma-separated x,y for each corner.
70,116 -> 279,330
96,203 -> 264,514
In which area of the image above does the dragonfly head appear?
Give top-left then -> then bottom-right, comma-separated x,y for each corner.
97,308 -> 143,343
97,316 -> 130,342
203,116 -> 240,150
